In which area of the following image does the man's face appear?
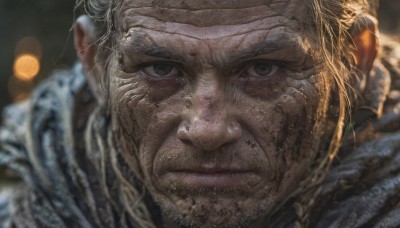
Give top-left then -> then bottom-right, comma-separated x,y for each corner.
107,0 -> 331,227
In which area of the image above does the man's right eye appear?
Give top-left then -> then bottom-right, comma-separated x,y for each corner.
142,63 -> 180,78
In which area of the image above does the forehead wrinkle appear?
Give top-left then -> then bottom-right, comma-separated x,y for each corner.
120,4 -> 288,29
121,3 -> 286,11
122,32 -> 185,61
125,27 -> 203,42
121,0 -> 292,11
123,16 -> 292,40
117,0 -> 310,41
223,30 -> 311,64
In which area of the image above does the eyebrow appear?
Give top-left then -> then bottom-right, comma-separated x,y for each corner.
124,32 -> 307,64
123,34 -> 185,62
230,35 -> 307,62
135,43 -> 184,61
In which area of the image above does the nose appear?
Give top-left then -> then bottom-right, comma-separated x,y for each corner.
177,74 -> 242,151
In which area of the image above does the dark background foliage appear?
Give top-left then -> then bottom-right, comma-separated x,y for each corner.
0,0 -> 399,121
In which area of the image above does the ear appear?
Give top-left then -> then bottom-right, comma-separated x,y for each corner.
74,15 -> 104,102
349,16 -> 385,124
350,15 -> 378,77
75,15 -> 97,74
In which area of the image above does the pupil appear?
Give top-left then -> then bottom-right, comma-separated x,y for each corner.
254,63 -> 271,76
154,64 -> 173,76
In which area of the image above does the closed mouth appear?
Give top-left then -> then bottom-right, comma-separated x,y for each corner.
166,168 -> 256,189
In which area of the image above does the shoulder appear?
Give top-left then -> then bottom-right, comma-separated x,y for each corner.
0,63 -> 93,227
0,63 -> 87,174
313,133 -> 400,227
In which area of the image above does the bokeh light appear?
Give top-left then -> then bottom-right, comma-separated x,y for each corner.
13,54 -> 41,81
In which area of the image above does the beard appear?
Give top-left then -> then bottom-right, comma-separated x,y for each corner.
145,177 -> 283,228
158,193 -> 275,228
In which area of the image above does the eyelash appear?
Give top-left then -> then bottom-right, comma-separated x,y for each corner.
138,62 -> 184,79
240,61 -> 281,78
133,60 -> 285,80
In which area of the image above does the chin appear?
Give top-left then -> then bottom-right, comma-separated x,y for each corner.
153,189 -> 276,228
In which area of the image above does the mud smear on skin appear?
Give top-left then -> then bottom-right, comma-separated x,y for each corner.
273,103 -> 311,189
163,195 -> 259,228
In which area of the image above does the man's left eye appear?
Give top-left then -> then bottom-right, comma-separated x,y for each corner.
245,62 -> 279,77
142,63 -> 180,78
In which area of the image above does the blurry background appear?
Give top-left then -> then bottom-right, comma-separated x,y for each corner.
0,0 -> 75,122
0,0 -> 400,122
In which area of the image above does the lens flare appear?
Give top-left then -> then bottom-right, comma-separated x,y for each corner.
13,54 -> 41,81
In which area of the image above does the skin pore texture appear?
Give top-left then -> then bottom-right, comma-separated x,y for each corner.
97,0 -> 333,227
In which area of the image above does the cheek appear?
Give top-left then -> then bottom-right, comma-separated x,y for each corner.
249,79 -> 320,146
142,76 -> 185,101
111,77 -> 155,138
237,70 -> 286,99
111,74 -> 183,136
242,76 -> 324,177
274,85 -> 320,159
110,75 -> 187,179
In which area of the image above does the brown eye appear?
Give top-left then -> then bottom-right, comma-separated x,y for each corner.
143,63 -> 179,77
246,62 -> 279,77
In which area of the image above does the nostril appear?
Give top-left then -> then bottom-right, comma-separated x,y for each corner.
177,121 -> 190,140
177,121 -> 195,147
185,100 -> 192,109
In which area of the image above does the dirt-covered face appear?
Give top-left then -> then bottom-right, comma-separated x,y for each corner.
107,0 -> 331,227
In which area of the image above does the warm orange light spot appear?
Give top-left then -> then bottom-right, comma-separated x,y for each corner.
360,29 -> 373,48
13,54 -> 40,81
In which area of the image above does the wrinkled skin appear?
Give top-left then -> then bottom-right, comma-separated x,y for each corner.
105,0 -> 332,227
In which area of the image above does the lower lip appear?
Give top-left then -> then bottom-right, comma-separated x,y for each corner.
166,171 -> 256,188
